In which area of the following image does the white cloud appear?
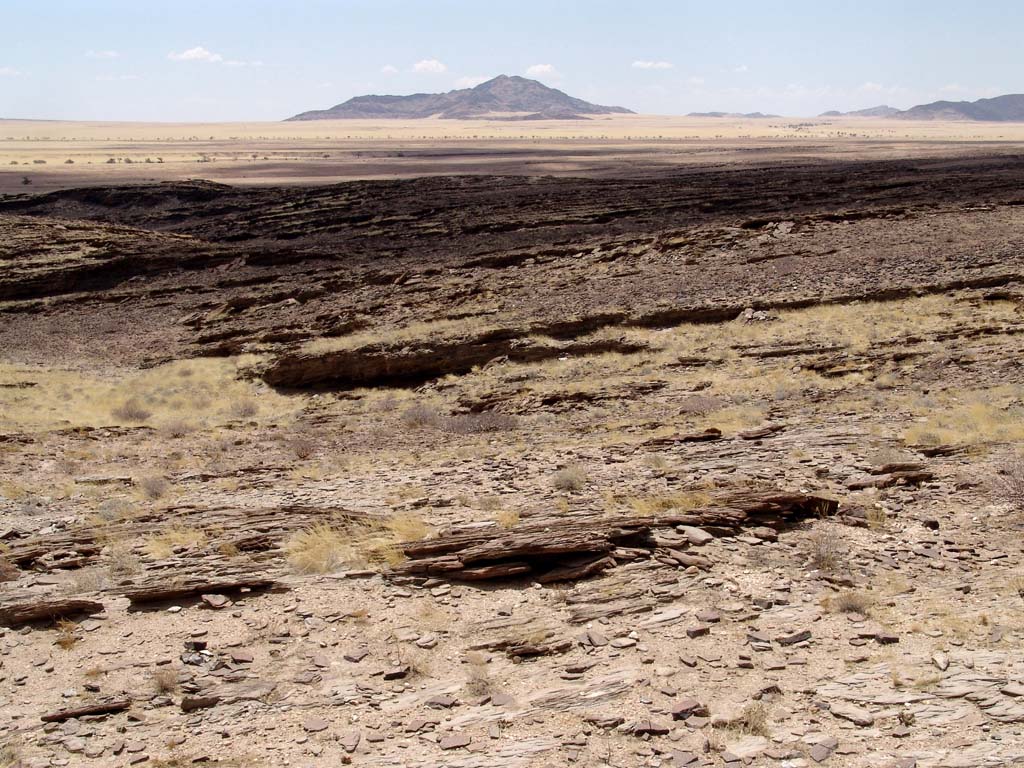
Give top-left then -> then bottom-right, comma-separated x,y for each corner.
525,63 -> 558,78
0,67 -> 22,77
86,49 -> 119,60
734,64 -> 749,74
96,74 -> 141,82
381,64 -> 399,75
168,46 -> 224,63
859,81 -> 885,93
455,75 -> 488,88
413,58 -> 447,74
632,60 -> 672,70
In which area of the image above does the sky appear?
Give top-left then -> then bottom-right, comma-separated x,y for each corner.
0,0 -> 1020,121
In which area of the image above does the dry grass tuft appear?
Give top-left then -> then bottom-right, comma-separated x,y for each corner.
54,619 -> 80,650
993,457 -> 1024,511
151,667 -> 179,694
628,490 -> 712,515
286,515 -> 431,574
735,702 -> 770,737
464,650 -> 495,697
677,394 -> 722,415
495,509 -> 520,529
106,543 -> 142,576
387,514 -> 431,542
64,567 -> 108,594
111,398 -> 151,422
286,523 -> 349,574
401,404 -> 444,429
552,464 -> 588,492
161,419 -> 194,438
806,523 -> 846,572
138,475 -> 170,500
865,506 -> 888,530
713,701 -> 771,739
230,397 -> 259,419
144,525 -> 207,559
0,738 -> 22,768
286,435 -> 317,460
823,589 -> 874,615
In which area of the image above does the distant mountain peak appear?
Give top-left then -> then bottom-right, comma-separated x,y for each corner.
287,75 -> 634,121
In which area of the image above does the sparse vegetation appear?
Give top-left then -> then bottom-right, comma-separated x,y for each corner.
144,525 -> 207,559
400,404 -> 517,434
628,490 -> 712,515
806,522 -> 846,572
0,738 -> 22,768
230,397 -> 259,419
463,650 -> 495,697
161,419 -> 194,438
823,589 -> 874,615
285,515 -> 430,574
112,398 -> 152,422
865,506 -> 888,530
138,474 -> 170,500
552,464 -> 588,492
286,434 -> 317,459
993,456 -> 1024,511
54,619 -> 81,650
106,543 -> 142,576
401,404 -> 444,429
151,667 -> 179,693
64,567 -> 108,594
495,508 -> 520,528
0,358 -> 294,432
444,411 -> 518,434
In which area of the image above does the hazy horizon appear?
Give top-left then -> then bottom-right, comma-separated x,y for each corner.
1,0 -> 1021,122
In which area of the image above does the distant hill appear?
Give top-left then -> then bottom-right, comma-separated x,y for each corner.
819,95 -> 1024,121
287,75 -> 633,121
819,105 -> 901,118
687,111 -> 779,118
895,94 -> 1024,121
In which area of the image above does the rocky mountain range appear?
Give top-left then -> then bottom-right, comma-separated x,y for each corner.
822,94 -> 1024,121
287,75 -> 633,121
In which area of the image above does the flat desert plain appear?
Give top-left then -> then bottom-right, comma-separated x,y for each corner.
1,117 -> 1024,768
4,115 -> 1024,191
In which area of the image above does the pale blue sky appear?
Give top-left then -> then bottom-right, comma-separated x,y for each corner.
0,0 -> 1019,121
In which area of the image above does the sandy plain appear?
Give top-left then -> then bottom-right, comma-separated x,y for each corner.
4,114 -> 1024,192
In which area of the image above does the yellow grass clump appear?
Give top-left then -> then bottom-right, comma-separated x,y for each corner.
285,515 -> 432,574
144,525 -> 208,559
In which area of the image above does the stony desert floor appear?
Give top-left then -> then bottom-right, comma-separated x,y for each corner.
1,143 -> 1023,768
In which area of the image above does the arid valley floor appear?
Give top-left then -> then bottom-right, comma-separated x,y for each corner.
1,120 -> 1024,768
